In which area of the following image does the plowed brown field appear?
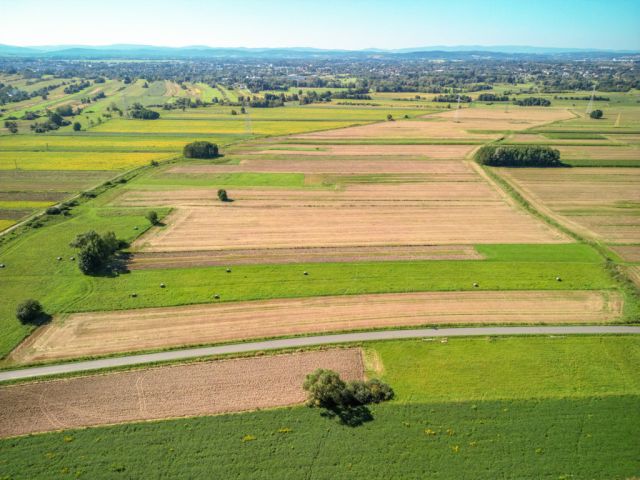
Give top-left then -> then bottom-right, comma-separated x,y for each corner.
0,349 -> 363,437
12,291 -> 622,364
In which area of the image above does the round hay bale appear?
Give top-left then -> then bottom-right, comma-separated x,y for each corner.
556,276 -> 562,282
213,294 -> 220,299
160,283 -> 166,288
0,263 -> 5,268
303,271 -> 308,276
473,282 -> 479,288
131,293 -> 138,298
226,267 -> 231,273
57,256 -> 62,261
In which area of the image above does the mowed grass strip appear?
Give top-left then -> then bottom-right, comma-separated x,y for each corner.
0,152 -> 174,171
370,336 -> 640,403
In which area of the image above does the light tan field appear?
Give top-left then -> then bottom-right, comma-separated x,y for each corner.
168,158 -> 474,175
128,245 -> 484,269
123,162 -> 567,251
294,108 -> 573,140
611,245 -> 640,262
556,145 -> 640,161
12,291 -> 621,364
0,349 -> 363,437
501,168 -> 640,243
253,144 -> 475,158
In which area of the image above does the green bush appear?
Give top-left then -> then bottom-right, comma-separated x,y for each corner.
183,141 -> 219,159
475,145 -> 562,167
16,299 -> 44,324
590,109 -> 603,119
303,369 -> 394,409
146,211 -> 159,225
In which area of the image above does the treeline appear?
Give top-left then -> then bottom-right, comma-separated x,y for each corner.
553,95 -> 610,101
478,93 -> 510,102
63,80 -> 91,94
433,94 -> 472,103
475,145 -> 562,167
128,103 -> 160,119
513,97 -> 551,106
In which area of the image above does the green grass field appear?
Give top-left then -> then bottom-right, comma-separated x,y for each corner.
2,336 -> 638,479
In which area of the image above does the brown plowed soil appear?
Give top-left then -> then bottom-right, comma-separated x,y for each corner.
127,245 -> 484,269
13,291 -> 622,364
0,349 -> 363,437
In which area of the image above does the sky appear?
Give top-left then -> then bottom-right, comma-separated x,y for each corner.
0,0 -> 639,51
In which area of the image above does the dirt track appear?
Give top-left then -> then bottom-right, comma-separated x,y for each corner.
13,291 -> 622,364
128,244 -> 484,269
0,349 -> 363,437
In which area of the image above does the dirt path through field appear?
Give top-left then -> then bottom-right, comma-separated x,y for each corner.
0,349 -> 363,437
12,291 -> 622,364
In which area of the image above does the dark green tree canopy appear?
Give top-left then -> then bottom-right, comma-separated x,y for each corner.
183,141 -> 219,159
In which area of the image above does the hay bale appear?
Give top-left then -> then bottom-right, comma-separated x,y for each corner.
131,293 -> 138,298
160,283 -> 166,288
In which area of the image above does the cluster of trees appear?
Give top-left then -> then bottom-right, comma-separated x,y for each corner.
4,120 -> 18,133
303,369 -> 394,410
475,145 -> 562,167
0,80 -> 63,105
183,141 -> 219,159
478,93 -> 510,102
70,230 -> 123,275
63,80 -> 91,94
80,91 -> 106,104
433,94 -> 472,103
299,90 -> 332,105
128,103 -> 160,119
30,110 -> 71,133
514,97 -> 551,106
590,109 -> 604,119
16,299 -> 47,325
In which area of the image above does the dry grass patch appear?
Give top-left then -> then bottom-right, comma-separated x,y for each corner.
254,144 -> 475,158
0,349 -> 363,437
12,291 -> 621,364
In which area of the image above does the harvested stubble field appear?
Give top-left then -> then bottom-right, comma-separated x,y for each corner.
128,245 -> 484,269
252,144 -> 475,158
0,349 -> 363,437
0,151 -> 172,171
294,107 -> 573,140
500,167 -> 640,243
556,145 -> 640,164
12,291 -> 621,363
124,180 -> 567,251
611,245 -> 640,263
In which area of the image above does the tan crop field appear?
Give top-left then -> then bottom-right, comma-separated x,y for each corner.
123,174 -> 567,251
253,144 -> 475,158
611,246 -> 640,262
294,108 -> 573,140
556,145 -> 640,161
128,245 -> 484,269
11,291 -> 621,364
501,168 -> 640,243
0,349 -> 363,437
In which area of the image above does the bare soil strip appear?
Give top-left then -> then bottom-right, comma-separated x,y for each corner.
13,291 -> 622,364
0,349 -> 363,437
128,245 -> 484,269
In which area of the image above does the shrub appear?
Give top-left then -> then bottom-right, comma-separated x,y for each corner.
73,121 -> 81,131
217,189 -> 229,202
16,299 -> 44,324
590,109 -> 603,119
146,210 -> 159,225
183,141 -> 219,159
475,145 -> 562,167
45,206 -> 61,215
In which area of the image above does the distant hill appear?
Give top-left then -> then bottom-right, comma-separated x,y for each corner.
0,44 -> 637,60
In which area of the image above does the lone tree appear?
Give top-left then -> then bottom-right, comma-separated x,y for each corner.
73,121 -> 82,131
183,141 -> 219,159
303,369 -> 394,409
590,109 -> 603,119
146,210 -> 159,225
70,230 -> 121,275
217,189 -> 229,202
16,299 -> 45,325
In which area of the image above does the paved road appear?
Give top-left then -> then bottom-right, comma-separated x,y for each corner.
1,325 -> 639,382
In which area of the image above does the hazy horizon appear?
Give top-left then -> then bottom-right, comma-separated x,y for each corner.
1,0 -> 638,51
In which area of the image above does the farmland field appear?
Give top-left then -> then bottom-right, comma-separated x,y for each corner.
1,336 -> 638,479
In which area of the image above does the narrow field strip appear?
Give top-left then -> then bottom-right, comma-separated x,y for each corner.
0,349 -> 363,437
127,245 -> 484,269
13,291 -> 622,363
